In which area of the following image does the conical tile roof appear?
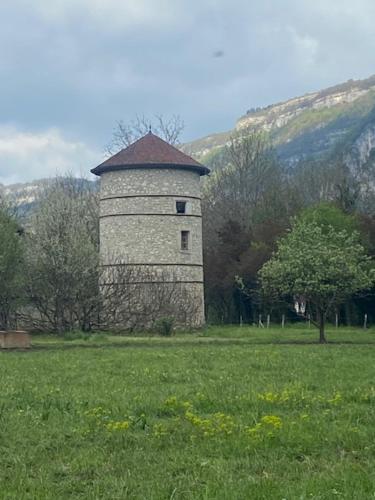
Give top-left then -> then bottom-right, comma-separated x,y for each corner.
91,132 -> 209,176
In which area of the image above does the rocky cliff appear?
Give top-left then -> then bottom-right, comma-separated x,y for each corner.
0,180 -> 48,214
182,74 -> 375,172
0,178 -> 97,215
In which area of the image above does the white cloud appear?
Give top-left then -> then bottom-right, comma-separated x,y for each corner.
0,127 -> 99,185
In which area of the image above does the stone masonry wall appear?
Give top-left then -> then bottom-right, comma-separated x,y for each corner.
100,168 -> 201,198
99,167 -> 206,326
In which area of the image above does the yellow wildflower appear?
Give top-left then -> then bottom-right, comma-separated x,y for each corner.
105,420 -> 130,431
261,415 -> 282,429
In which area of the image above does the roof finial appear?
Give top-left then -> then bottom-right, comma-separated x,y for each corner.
148,124 -> 152,134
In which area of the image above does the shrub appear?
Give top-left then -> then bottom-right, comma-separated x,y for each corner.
153,317 -> 175,336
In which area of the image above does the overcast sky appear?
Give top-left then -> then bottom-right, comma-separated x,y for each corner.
1,0 -> 374,184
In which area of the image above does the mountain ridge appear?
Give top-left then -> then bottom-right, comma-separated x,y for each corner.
2,74 -> 375,208
182,73 -> 375,171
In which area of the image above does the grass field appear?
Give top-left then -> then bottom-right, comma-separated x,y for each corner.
1,325 -> 375,499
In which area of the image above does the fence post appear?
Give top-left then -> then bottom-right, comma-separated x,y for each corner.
266,314 -> 270,328
281,314 -> 285,329
335,313 -> 338,329
364,314 -> 368,329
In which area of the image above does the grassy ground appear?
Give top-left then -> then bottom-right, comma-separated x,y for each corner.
1,325 -> 375,499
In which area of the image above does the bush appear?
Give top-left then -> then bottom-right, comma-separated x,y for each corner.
153,317 -> 175,336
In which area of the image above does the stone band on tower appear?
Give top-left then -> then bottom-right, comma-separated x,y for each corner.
91,132 -> 210,328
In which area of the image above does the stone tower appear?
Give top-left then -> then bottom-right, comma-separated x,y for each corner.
91,132 -> 210,328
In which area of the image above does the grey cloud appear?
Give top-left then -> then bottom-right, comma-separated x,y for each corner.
0,0 -> 374,183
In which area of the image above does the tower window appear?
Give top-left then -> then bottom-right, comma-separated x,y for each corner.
181,231 -> 190,251
176,201 -> 186,214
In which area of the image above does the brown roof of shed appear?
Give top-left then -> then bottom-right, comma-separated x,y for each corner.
91,132 -> 210,176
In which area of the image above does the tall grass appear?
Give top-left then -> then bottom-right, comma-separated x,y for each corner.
1,326 -> 374,498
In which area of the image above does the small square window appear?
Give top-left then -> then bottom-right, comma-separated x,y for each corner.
181,230 -> 190,251
176,201 -> 186,214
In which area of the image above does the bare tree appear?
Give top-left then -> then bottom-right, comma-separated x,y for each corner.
0,199 -> 25,329
23,177 -> 100,333
202,130 -> 289,253
105,114 -> 184,155
99,262 -> 200,331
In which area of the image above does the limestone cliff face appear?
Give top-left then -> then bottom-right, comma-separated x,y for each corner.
0,180 -> 47,214
236,86 -> 370,133
0,178 -> 97,215
347,123 -> 375,169
345,122 -> 375,194
183,74 -> 375,172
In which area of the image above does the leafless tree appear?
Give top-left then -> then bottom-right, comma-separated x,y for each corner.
23,176 -> 100,333
202,130 -> 288,249
0,199 -> 25,329
99,262 -> 200,331
105,114 -> 184,155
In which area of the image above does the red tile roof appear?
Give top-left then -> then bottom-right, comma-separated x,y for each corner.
91,132 -> 210,176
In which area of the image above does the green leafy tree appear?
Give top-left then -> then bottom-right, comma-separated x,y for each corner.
259,218 -> 374,343
299,202 -> 359,234
0,202 -> 24,329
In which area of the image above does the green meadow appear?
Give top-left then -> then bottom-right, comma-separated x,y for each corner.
1,326 -> 375,499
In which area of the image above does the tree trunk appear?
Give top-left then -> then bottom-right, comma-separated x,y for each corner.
318,310 -> 327,344
345,302 -> 351,327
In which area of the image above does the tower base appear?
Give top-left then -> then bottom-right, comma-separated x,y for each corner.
100,266 -> 205,331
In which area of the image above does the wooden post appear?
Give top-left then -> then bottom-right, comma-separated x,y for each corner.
240,315 -> 243,327
335,313 -> 338,329
364,314 -> 368,329
266,314 -> 270,328
281,314 -> 285,329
